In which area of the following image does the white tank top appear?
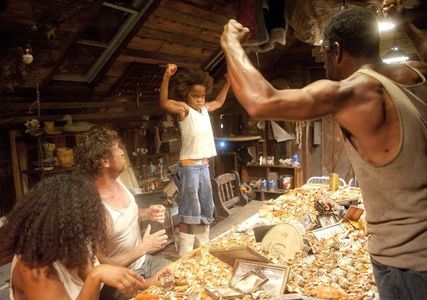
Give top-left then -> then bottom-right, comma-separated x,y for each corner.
10,255 -> 101,300
102,180 -> 145,271
179,106 -> 217,160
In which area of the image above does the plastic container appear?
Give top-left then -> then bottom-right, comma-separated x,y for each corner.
261,177 -> 267,191
291,154 -> 300,166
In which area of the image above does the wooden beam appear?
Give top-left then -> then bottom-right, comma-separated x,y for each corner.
41,0 -> 106,88
0,101 -> 127,110
160,0 -> 231,25
127,36 -> 213,58
10,130 -> 23,200
90,0 -> 163,86
136,27 -> 218,49
0,103 -> 166,126
121,48 -> 207,64
154,6 -> 223,32
144,15 -> 221,44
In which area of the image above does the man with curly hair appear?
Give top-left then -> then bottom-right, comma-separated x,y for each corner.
221,1 -> 427,298
160,64 -> 230,256
5,173 -> 170,299
74,126 -> 171,299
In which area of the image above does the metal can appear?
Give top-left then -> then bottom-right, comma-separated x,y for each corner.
280,175 -> 293,190
329,173 -> 340,191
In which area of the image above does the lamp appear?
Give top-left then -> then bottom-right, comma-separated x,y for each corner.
383,47 -> 409,64
382,31 -> 408,64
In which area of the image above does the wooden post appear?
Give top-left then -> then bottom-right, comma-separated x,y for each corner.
10,130 -> 23,200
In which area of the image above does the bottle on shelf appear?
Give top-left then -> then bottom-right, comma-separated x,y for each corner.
291,154 -> 300,166
261,177 -> 267,191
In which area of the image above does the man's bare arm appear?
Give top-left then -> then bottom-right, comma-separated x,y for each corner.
220,20 -> 348,121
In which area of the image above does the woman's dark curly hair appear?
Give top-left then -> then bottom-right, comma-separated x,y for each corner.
74,125 -> 118,177
5,173 -> 106,269
173,68 -> 214,100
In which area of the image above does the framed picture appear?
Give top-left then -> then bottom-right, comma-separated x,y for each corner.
343,205 -> 364,221
317,213 -> 338,228
209,246 -> 270,267
231,259 -> 290,296
298,215 -> 316,230
231,271 -> 268,294
312,223 -> 346,240
205,286 -> 243,299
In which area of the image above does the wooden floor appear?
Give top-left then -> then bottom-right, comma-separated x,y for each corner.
154,200 -> 265,262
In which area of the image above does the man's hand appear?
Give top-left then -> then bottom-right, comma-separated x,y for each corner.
220,19 -> 250,49
147,205 -> 166,223
140,224 -> 168,254
382,0 -> 407,26
164,64 -> 177,79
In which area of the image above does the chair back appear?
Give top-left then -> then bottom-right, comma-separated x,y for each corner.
211,171 -> 247,218
307,176 -> 347,186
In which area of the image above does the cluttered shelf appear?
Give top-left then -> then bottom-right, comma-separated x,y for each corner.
246,163 -> 300,169
241,163 -> 303,200
21,166 -> 75,177
137,184 -> 373,299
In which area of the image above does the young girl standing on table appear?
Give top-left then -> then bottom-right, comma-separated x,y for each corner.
160,63 -> 230,256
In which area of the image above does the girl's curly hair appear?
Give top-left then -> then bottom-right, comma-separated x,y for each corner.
74,126 -> 118,177
173,68 -> 213,100
5,173 -> 107,269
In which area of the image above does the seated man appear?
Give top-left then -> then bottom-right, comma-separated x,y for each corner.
74,126 -> 171,299
5,173 -> 171,300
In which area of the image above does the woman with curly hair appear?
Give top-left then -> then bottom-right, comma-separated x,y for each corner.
5,173 -> 165,300
160,64 -> 230,256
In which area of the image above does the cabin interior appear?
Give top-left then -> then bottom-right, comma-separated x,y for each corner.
0,0 -> 426,297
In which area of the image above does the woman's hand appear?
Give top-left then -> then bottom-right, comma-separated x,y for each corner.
144,268 -> 174,288
91,264 -> 146,298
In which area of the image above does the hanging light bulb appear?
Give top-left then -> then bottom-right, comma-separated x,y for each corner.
383,46 -> 409,64
378,20 -> 395,32
382,31 -> 408,64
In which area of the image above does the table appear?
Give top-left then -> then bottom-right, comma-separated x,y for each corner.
137,185 -> 376,299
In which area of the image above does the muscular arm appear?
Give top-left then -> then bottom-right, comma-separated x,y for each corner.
221,21 -> 346,121
205,78 -> 230,112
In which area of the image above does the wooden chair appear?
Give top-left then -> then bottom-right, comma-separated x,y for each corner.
307,176 -> 346,186
211,171 -> 248,219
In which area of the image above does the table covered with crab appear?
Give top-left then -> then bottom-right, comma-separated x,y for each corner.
136,184 -> 378,300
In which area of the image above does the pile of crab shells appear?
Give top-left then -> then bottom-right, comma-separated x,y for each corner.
142,185 -> 377,299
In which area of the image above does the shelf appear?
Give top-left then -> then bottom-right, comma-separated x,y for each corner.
22,166 -> 75,176
246,163 -> 299,169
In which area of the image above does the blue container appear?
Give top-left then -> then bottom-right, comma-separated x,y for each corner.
261,177 -> 267,190
268,179 -> 276,190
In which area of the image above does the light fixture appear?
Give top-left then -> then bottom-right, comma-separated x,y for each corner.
378,20 -> 395,32
383,46 -> 409,64
382,31 -> 408,64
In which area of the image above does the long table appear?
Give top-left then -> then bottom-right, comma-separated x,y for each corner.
137,185 -> 377,299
